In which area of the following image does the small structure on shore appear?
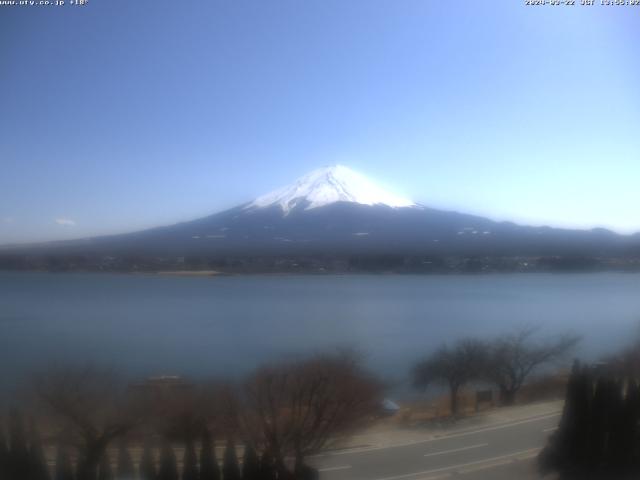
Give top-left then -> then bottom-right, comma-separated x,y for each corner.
381,398 -> 401,416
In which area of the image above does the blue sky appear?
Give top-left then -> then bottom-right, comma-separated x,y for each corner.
1,0 -> 639,243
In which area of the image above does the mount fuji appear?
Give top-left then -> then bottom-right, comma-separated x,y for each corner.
246,165 -> 418,214
3,165 -> 639,271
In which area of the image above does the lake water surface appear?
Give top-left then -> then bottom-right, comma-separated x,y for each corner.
1,272 -> 639,392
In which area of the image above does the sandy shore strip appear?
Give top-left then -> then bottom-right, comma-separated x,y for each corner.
154,270 -> 222,277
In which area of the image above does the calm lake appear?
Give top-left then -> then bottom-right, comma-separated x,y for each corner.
1,272 -> 640,393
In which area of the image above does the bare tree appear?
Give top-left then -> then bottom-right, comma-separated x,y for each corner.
34,367 -> 143,480
413,339 -> 487,416
149,387 -> 206,443
484,326 -> 580,405
241,351 -> 382,472
139,378 -> 238,444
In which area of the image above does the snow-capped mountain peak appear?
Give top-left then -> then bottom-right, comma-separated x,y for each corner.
247,165 -> 417,214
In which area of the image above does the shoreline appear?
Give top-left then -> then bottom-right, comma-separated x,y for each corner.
153,270 -> 223,277
2,269 -> 640,278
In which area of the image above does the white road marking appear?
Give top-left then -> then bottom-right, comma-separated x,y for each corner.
314,412 -> 560,457
457,447 -> 541,475
423,443 -> 488,458
428,413 -> 560,442
456,459 -> 513,475
543,426 -> 557,432
517,450 -> 542,461
416,474 -> 452,480
318,465 -> 352,472
373,448 -> 541,480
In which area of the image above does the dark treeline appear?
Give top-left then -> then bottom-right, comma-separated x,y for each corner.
2,253 -> 640,275
0,413 -> 244,480
539,361 -> 640,479
0,409 -> 49,480
0,351 -> 382,480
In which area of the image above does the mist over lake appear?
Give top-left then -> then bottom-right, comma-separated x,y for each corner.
1,272 -> 639,394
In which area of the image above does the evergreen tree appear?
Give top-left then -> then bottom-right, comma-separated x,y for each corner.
293,454 -> 318,480
157,442 -> 178,480
29,419 -> 51,480
75,454 -> 88,480
539,361 -> 592,477
588,376 -> 610,470
538,365 -> 640,479
116,441 -> 135,479
53,442 -> 74,480
257,451 -> 275,480
274,459 -> 291,480
198,429 -> 219,480
606,379 -> 627,472
7,409 -> 31,480
626,380 -> 640,475
76,453 -> 97,480
182,439 -> 198,480
240,445 -> 259,480
570,364 -> 592,467
293,463 -> 318,480
623,380 -> 639,472
222,440 -> 240,480
97,452 -> 113,480
0,425 -> 9,480
139,440 -> 157,480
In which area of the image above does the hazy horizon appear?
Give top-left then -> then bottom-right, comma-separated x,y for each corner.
2,1 -> 639,243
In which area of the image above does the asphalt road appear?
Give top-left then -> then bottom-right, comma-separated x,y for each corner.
312,412 -> 560,480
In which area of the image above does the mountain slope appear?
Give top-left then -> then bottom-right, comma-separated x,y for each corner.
2,165 -> 639,261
